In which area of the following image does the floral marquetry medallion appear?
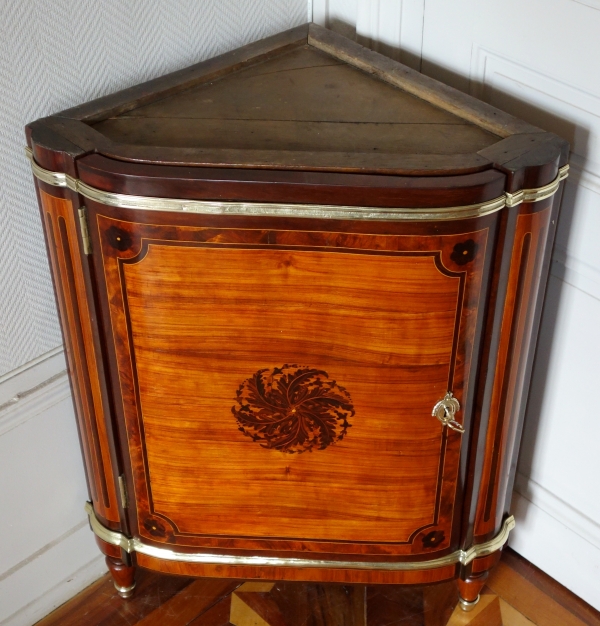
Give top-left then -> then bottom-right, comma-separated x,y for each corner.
232,365 -> 355,454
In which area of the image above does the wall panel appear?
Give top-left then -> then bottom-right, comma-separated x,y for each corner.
0,0 -> 306,376
313,0 -> 425,69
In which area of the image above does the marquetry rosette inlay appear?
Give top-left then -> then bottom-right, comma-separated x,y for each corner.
232,365 -> 354,454
421,530 -> 446,549
450,239 -> 478,266
412,526 -> 449,553
105,226 -> 133,252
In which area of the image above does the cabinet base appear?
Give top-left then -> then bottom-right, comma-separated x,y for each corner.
85,502 -> 515,583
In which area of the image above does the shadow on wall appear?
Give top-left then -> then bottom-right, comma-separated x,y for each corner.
326,16 -> 423,69
321,17 -> 587,531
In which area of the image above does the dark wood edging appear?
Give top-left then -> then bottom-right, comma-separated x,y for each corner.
307,24 -> 539,139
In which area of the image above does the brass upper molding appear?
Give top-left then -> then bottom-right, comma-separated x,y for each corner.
27,148 -> 76,189
505,165 -> 570,207
84,502 -> 515,571
26,148 -> 568,222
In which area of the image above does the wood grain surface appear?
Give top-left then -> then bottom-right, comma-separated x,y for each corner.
93,46 -> 499,157
134,553 -> 458,585
307,24 -> 539,139
62,25 -> 309,123
90,210 -> 492,557
474,200 -> 552,540
126,247 -> 461,545
39,189 -> 120,524
27,24 -> 567,176
76,153 -> 507,207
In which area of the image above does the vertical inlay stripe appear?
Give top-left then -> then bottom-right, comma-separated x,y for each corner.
58,216 -> 111,507
484,233 -> 531,522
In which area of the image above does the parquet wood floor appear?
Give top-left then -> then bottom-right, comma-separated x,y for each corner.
35,550 -> 600,626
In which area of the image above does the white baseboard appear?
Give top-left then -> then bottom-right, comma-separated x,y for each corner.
0,522 -> 107,626
0,347 -> 65,405
0,347 -> 68,437
510,482 -> 600,611
0,346 -> 107,625
0,373 -> 71,438
514,472 -> 600,552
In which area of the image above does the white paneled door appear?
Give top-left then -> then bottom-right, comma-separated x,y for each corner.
313,0 -> 600,610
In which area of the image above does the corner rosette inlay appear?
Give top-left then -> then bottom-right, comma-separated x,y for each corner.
232,365 -> 354,454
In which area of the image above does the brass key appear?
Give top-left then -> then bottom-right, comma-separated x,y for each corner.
432,392 -> 464,434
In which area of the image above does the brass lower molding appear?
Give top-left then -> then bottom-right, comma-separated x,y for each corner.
26,148 -> 568,222
85,502 -> 515,571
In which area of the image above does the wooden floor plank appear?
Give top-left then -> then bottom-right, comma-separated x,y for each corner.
366,584 -> 425,625
465,596 -> 503,626
188,597 -> 232,626
486,561 -> 590,626
498,599 -> 536,626
34,569 -> 192,626
34,549 -> 599,626
423,582 -> 458,626
230,592 -> 276,626
136,578 -> 240,626
501,549 -> 600,626
446,593 -> 500,626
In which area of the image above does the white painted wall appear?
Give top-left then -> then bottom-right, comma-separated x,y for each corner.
0,351 -> 105,626
0,2 -> 306,624
313,0 -> 600,610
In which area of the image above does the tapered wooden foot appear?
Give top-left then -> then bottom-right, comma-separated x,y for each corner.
457,572 -> 488,611
106,556 -> 136,599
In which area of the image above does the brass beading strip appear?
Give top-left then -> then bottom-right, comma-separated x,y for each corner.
85,502 -> 515,570
26,148 -> 568,221
505,165 -> 570,207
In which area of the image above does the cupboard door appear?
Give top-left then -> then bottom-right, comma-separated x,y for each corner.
94,211 -> 493,558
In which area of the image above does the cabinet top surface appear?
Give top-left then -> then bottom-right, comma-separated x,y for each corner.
91,45 -> 500,159
27,23 -> 568,180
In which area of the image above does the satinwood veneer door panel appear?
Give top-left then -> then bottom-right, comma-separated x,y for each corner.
91,208 -> 495,558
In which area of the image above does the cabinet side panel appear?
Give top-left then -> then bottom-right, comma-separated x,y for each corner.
38,189 -> 120,523
474,197 -> 554,540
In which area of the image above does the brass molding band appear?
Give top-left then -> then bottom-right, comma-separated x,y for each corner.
26,148 -> 568,222
505,164 -> 570,207
85,502 -> 515,571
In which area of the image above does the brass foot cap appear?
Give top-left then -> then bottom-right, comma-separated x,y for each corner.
114,582 -> 136,599
459,595 -> 480,612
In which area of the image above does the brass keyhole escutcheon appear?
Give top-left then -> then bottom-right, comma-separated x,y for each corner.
432,392 -> 464,433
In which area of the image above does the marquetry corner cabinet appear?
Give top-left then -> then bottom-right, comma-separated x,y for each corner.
26,23 -> 568,612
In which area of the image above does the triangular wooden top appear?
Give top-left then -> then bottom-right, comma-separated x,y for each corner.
29,24 -> 567,179
92,45 -> 499,158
